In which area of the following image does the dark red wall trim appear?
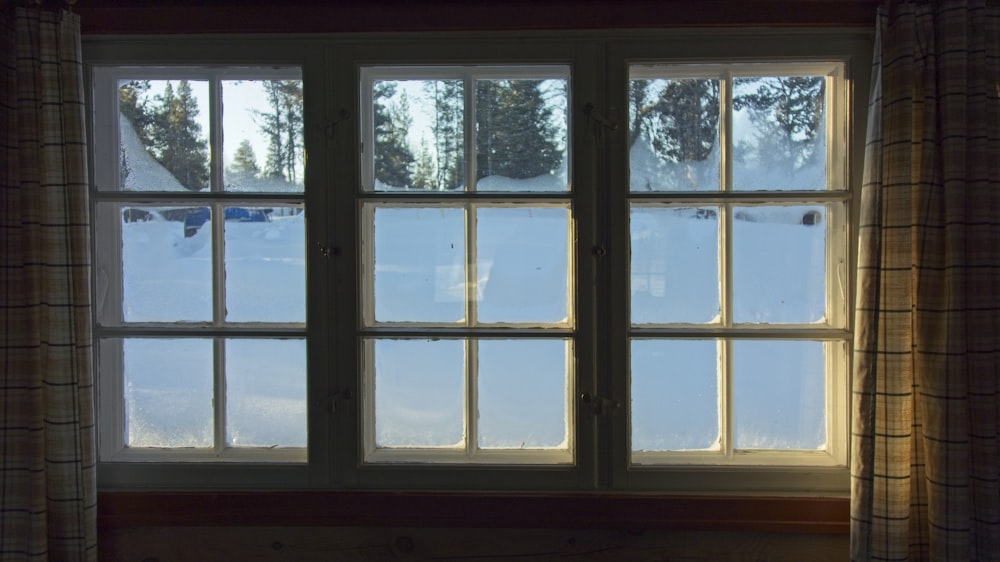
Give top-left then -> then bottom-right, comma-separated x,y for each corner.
77,1 -> 879,35
98,491 -> 849,534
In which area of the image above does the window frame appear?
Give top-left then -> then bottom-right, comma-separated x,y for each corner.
83,29 -> 872,494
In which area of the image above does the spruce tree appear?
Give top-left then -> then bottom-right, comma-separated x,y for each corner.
475,79 -> 561,180
373,81 -> 415,188
649,79 -> 720,165
227,139 -> 260,186
149,80 -> 209,190
411,138 -> 436,191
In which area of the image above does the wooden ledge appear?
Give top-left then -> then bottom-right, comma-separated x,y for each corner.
98,491 -> 848,534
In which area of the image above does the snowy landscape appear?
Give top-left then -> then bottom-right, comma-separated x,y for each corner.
114,73 -> 831,457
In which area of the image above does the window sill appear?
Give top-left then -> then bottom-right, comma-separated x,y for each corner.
97,491 -> 848,534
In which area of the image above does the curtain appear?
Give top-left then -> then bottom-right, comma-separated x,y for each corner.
0,4 -> 97,561
851,1 -> 1000,560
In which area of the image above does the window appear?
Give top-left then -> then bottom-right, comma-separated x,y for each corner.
625,63 -> 849,468
86,32 -> 868,492
91,66 -> 308,463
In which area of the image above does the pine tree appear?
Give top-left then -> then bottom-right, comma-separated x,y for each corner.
647,79 -> 720,164
227,139 -> 260,186
733,76 -> 824,169
373,81 -> 415,188
148,80 -> 210,190
427,80 -> 464,190
256,80 -> 304,185
411,137 -> 436,191
475,79 -> 561,180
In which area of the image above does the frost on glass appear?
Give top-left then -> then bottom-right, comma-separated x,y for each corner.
732,76 -> 826,190
478,339 -> 569,449
124,338 -> 212,448
476,207 -> 570,324
223,79 -> 304,193
631,339 -> 719,452
224,206 -> 305,322
120,205 -> 212,322
733,340 -> 825,450
474,78 -> 568,192
226,339 -> 307,448
732,206 -> 826,324
117,79 -> 210,192
373,339 -> 464,448
371,79 -> 465,191
371,206 -> 465,323
628,77 -> 720,192
630,206 -> 720,324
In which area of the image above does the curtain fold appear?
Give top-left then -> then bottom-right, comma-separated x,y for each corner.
851,1 -> 1000,560
0,5 -> 97,561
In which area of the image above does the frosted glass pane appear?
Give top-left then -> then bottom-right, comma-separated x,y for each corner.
733,340 -> 825,450
628,77 -> 721,192
226,339 -> 306,448
474,78 -> 568,192
373,339 -> 464,448
733,206 -> 826,324
631,339 -> 720,452
117,79 -> 210,192
121,205 -> 211,322
225,206 -> 305,322
371,79 -> 465,191
222,79 -> 304,193
732,76 -> 826,190
478,340 -> 568,449
630,207 -> 720,324
476,207 -> 569,324
124,338 -> 213,448
372,207 -> 465,323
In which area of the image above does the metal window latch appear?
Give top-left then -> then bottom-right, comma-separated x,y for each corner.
580,392 -> 622,416
317,243 -> 341,258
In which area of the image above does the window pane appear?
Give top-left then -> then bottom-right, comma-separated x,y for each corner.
732,76 -> 826,190
474,78 -> 568,192
372,339 -> 465,448
371,206 -> 466,323
628,77 -> 721,192
372,79 -> 465,191
121,205 -> 212,322
124,338 -> 213,448
223,79 -> 305,192
631,339 -> 719,452
733,340 -> 825,450
226,339 -> 306,448
732,205 -> 826,324
630,206 -> 720,324
478,339 -> 569,449
224,206 -> 305,322
118,79 -> 210,192
476,206 -> 570,324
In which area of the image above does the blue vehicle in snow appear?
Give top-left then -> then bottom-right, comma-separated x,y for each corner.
183,207 -> 271,237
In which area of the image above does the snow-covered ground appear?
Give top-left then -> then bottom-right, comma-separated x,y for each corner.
117,115 -> 828,455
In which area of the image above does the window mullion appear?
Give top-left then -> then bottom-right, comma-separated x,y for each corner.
719,72 -> 734,459
214,337 -> 226,455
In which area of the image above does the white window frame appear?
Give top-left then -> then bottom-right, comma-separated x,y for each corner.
623,61 -> 850,469
90,64 -> 309,466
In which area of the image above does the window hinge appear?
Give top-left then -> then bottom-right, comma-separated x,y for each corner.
580,392 -> 621,416
323,108 -> 352,140
328,389 -> 353,413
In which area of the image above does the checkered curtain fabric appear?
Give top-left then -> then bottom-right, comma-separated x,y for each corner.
0,6 -> 97,561
851,1 -> 1000,560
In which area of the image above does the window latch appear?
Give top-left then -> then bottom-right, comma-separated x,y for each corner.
580,392 -> 622,416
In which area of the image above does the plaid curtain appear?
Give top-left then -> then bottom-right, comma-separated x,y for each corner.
851,1 -> 1000,560
0,5 -> 97,561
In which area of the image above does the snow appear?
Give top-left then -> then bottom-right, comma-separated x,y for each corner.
119,123 -> 829,455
